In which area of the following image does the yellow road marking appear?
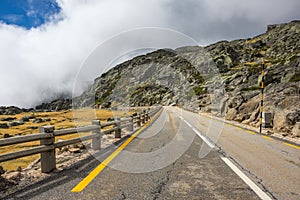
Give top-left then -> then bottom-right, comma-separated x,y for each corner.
262,135 -> 273,140
71,109 -> 162,192
283,142 -> 300,150
227,123 -> 233,127
235,126 -> 243,130
246,130 -> 256,135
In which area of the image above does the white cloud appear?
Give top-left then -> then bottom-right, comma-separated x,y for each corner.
0,0 -> 169,107
0,0 -> 299,107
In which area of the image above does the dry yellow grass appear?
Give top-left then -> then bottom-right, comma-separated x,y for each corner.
0,109 -> 135,171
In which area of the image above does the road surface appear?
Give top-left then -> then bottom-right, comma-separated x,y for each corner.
4,106 -> 300,200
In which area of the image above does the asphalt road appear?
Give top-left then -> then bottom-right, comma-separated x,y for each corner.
176,107 -> 300,200
4,106 -> 300,200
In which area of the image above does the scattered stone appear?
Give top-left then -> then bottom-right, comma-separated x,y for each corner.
3,134 -> 12,138
77,143 -> 85,149
28,115 -> 36,119
27,126 -> 38,130
69,148 -> 81,153
0,166 -> 5,175
0,176 -> 15,193
44,118 -> 51,122
26,170 -> 40,179
33,118 -> 44,123
20,116 -> 31,122
69,144 -> 80,149
282,132 -> 289,137
59,146 -> 69,154
107,117 -> 114,121
16,166 -> 22,172
0,117 -> 17,121
0,123 -> 9,129
8,121 -> 24,127
3,171 -> 21,181
266,130 -> 273,135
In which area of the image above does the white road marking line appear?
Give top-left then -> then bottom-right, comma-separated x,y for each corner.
183,120 -> 193,128
221,157 -> 272,200
195,132 -> 215,148
181,117 -> 215,148
176,109 -> 272,200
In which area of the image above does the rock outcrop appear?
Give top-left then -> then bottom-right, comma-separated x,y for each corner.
35,99 -> 71,111
0,106 -> 34,115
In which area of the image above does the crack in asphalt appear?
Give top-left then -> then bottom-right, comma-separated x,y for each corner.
152,163 -> 174,200
216,146 -> 277,200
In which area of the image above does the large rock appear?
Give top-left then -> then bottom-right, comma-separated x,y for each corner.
8,121 -> 24,127
20,115 -> 35,122
0,117 -> 17,121
33,118 -> 44,123
286,109 -> 300,125
3,133 -> 12,138
3,171 -> 21,181
0,106 -> 34,115
292,122 -> 300,137
0,123 -> 9,128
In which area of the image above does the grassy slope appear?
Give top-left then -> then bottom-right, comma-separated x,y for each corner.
0,109 -> 134,171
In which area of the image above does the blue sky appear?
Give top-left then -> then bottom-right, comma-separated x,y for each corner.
0,0 -> 61,29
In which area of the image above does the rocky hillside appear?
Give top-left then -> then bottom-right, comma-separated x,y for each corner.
0,107 -> 34,115
38,20 -> 299,135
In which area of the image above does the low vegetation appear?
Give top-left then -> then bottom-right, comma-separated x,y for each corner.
0,109 -> 134,171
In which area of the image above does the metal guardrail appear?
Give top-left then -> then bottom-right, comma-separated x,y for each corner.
0,106 -> 162,173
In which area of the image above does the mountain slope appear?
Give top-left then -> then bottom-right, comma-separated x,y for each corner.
39,20 -> 300,135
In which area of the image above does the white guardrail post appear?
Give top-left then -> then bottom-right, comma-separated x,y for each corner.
137,114 -> 141,127
115,117 -> 121,138
92,120 -> 101,150
129,116 -> 134,131
40,126 -> 56,173
147,109 -> 150,121
142,111 -> 146,124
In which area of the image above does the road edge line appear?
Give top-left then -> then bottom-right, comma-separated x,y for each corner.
196,112 -> 300,149
221,157 -> 272,200
71,108 -> 164,192
179,115 -> 215,148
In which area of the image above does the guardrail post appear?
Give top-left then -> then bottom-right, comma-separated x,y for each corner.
147,108 -> 151,119
137,114 -> 141,127
128,116 -> 134,131
40,126 -> 55,173
144,111 -> 148,122
115,117 -> 121,138
92,120 -> 101,150
146,109 -> 150,121
141,111 -> 146,124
